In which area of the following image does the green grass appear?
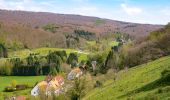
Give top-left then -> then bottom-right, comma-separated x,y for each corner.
2,47 -> 89,63
84,56 -> 170,100
8,49 -> 31,58
0,76 -> 45,99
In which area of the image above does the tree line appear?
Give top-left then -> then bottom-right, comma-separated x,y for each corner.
0,50 -> 79,76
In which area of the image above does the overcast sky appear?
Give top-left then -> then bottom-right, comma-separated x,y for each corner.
0,0 -> 170,25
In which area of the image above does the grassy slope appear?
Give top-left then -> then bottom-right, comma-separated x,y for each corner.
84,56 -> 170,100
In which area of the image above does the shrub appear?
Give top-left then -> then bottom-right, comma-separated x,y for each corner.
4,61 -> 13,75
94,80 -> 103,88
69,77 -> 86,100
161,68 -> 170,84
144,93 -> 159,100
157,88 -> 163,94
11,80 -> 17,88
4,86 -> 16,92
156,86 -> 170,94
0,61 -> 13,76
0,43 -> 8,58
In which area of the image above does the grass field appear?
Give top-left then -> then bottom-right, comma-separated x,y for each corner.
4,47 -> 89,64
0,76 -> 45,99
83,56 -> 170,100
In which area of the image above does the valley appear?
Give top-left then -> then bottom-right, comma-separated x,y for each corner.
0,9 -> 170,100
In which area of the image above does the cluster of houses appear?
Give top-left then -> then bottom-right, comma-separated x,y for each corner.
31,75 -> 64,96
31,61 -> 96,97
31,66 -> 85,96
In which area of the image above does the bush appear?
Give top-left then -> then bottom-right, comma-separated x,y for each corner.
156,86 -> 170,94
94,80 -> 103,88
0,43 -> 8,58
161,68 -> 170,84
144,93 -> 159,100
4,86 -> 16,92
69,77 -> 86,100
0,61 -> 13,76
11,80 -> 17,88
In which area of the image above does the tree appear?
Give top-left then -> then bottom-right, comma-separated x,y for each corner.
0,44 -> 8,58
49,63 -> 58,76
67,53 -> 78,68
11,58 -> 22,75
27,54 -> 34,66
47,51 -> 63,75
69,77 -> 86,100
104,50 -> 113,73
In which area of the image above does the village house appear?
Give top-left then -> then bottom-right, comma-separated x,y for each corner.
31,75 -> 64,96
67,67 -> 84,80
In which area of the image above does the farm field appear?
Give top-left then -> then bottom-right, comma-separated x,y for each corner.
84,56 -> 170,100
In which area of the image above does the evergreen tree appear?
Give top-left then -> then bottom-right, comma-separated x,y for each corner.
67,53 -> 78,68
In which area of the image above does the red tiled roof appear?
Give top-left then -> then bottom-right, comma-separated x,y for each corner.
16,96 -> 26,100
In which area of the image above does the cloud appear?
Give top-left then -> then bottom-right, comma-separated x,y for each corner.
121,3 -> 142,15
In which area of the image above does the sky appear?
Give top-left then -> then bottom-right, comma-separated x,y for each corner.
0,0 -> 170,25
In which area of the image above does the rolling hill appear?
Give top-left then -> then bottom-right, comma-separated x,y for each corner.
83,56 -> 170,100
0,9 -> 163,48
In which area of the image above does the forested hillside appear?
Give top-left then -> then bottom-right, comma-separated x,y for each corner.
0,10 -> 162,49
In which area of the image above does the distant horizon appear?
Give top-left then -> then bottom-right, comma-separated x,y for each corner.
0,0 -> 170,25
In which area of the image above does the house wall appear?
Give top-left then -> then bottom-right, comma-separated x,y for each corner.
31,85 -> 39,96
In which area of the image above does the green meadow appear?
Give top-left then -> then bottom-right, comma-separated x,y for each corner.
0,76 -> 45,99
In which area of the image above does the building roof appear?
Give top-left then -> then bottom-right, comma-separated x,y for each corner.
37,81 -> 48,90
53,75 -> 64,82
32,75 -> 64,96
72,67 -> 82,74
16,96 -> 26,100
